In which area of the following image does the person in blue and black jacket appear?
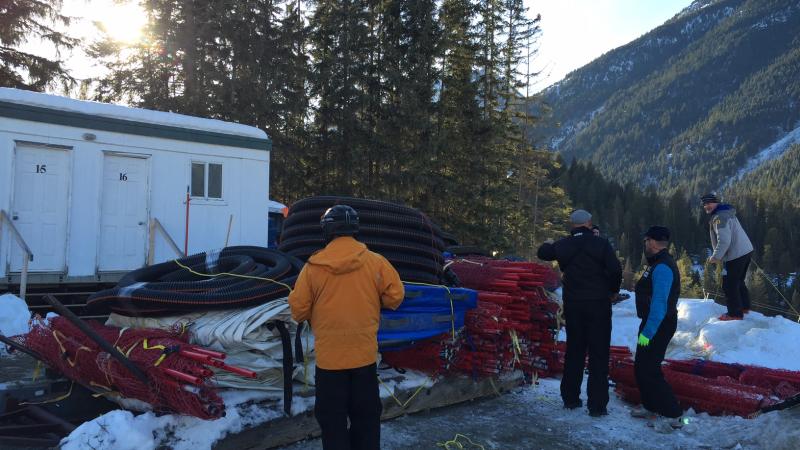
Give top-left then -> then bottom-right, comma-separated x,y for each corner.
632,226 -> 683,423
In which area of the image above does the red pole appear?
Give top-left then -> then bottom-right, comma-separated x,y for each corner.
184,186 -> 190,256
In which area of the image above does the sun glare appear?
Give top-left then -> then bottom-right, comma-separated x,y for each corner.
97,2 -> 148,44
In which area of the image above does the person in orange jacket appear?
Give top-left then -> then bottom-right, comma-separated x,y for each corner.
288,204 -> 404,450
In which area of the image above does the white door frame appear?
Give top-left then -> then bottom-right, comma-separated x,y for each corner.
7,140 -> 73,273
95,150 -> 152,273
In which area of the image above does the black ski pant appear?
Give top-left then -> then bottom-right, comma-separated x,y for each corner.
634,316 -> 682,418
722,252 -> 752,317
561,300 -> 612,412
315,363 -> 382,450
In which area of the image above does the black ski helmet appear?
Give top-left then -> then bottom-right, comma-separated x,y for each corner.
320,205 -> 359,241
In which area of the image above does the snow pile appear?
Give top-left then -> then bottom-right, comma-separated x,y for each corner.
0,293 -> 30,355
559,291 -> 800,371
60,390 -> 286,450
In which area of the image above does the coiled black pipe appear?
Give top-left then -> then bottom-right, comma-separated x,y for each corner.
280,225 -> 446,251
87,247 -> 303,316
280,197 -> 452,284
288,196 -> 422,217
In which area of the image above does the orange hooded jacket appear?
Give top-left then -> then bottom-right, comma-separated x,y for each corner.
288,236 -> 404,370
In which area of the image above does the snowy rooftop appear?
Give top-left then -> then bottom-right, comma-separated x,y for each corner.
0,88 -> 267,141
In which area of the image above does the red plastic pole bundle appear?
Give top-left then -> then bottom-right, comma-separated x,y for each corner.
609,354 -> 800,417
16,317 -> 259,419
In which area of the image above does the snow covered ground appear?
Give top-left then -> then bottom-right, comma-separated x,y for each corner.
285,376 -> 796,450
29,291 -> 800,449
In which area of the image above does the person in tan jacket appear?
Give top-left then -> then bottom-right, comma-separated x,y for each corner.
289,204 -> 404,450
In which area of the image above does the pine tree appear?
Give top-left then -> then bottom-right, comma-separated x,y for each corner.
747,267 -> 770,310
0,0 -> 78,90
270,0 -> 312,201
308,0 -> 379,195
677,250 -> 701,297
702,260 -> 719,298
623,258 -> 635,291
375,0 -> 442,204
434,0 -> 484,243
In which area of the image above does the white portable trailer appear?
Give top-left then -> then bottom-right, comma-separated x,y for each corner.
0,88 -> 272,289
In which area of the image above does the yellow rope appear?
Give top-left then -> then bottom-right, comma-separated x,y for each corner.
509,330 -> 521,366
142,338 -> 168,366
52,330 -> 92,367
555,301 -> 565,330
112,327 -> 128,349
172,258 -> 294,292
750,259 -> 800,322
21,381 -> 74,405
377,375 -> 430,409
436,433 -> 485,450
488,377 -> 501,397
32,360 -> 42,382
403,281 -> 458,342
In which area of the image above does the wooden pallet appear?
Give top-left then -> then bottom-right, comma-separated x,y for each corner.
216,372 -> 524,450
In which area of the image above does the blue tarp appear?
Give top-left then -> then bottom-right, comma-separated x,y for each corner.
378,283 -> 477,348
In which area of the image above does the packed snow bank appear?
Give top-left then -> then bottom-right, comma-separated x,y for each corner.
0,293 -> 30,355
560,291 -> 800,371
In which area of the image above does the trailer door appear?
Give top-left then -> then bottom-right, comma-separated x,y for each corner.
9,143 -> 71,272
98,154 -> 150,271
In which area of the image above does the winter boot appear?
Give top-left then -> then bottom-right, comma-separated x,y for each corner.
588,407 -> 608,417
717,314 -> 743,321
630,407 -> 656,420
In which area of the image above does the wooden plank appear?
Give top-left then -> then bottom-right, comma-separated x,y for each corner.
215,372 -> 523,450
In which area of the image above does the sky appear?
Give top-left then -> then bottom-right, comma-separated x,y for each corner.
526,0 -> 694,91
33,0 -> 694,93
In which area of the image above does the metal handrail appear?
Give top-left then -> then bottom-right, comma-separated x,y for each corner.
147,217 -> 184,265
0,209 -> 34,299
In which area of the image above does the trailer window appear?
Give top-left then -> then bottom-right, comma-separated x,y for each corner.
191,162 -> 223,199
208,163 -> 222,198
191,163 -> 205,197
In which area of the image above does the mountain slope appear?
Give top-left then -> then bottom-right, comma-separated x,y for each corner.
536,0 -> 800,194
729,143 -> 800,199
